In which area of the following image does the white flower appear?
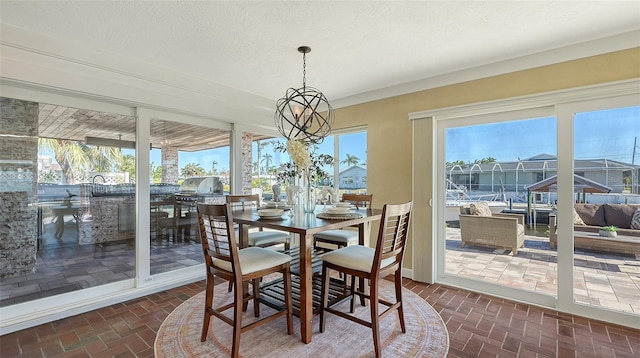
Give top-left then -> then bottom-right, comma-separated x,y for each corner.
286,140 -> 312,170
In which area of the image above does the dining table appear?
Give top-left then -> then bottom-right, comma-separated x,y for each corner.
231,206 -> 382,344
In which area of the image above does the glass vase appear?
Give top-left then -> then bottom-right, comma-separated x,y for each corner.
302,171 -> 317,214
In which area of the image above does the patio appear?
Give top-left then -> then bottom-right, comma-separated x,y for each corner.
445,227 -> 640,314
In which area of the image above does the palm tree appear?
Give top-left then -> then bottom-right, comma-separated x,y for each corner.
256,140 -> 269,183
341,154 -> 360,167
39,138 -> 121,184
181,163 -> 205,178
261,153 -> 273,173
211,160 -> 218,175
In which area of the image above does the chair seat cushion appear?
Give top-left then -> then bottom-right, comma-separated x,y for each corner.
321,245 -> 396,273
213,247 -> 291,275
314,229 -> 358,245
247,231 -> 290,247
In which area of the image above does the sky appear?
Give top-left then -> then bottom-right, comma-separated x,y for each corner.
446,106 -> 639,164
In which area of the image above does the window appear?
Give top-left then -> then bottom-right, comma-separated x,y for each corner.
1,98 -> 137,307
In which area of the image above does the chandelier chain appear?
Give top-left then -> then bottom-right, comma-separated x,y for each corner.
302,52 -> 306,90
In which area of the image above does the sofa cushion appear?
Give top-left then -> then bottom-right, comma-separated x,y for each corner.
631,209 -> 640,230
603,204 -> 636,229
573,208 -> 585,225
470,202 -> 492,216
574,204 -> 606,227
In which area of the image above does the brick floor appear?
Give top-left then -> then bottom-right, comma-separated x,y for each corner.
1,279 -> 638,357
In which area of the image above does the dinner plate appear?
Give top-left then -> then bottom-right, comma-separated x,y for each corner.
257,209 -> 285,218
325,207 -> 353,215
261,204 -> 291,210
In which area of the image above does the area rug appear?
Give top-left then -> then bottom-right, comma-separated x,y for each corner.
155,280 -> 449,357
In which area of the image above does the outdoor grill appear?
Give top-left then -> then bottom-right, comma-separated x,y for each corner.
174,176 -> 224,203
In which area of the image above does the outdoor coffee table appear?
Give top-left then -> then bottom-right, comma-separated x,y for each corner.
573,231 -> 640,258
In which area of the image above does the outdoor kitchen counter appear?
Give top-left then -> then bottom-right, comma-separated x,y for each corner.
78,194 -> 135,245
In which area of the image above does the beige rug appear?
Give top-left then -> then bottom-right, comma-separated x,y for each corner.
155,280 -> 449,357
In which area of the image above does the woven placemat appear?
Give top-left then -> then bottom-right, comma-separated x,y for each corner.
316,212 -> 363,220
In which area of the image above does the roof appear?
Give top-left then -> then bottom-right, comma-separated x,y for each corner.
524,174 -> 612,193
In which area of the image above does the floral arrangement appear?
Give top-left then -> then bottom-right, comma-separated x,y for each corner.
274,140 -> 334,185
286,140 -> 311,169
600,225 -> 618,232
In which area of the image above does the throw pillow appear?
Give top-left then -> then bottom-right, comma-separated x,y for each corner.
631,209 -> 640,230
574,204 -> 606,227
573,208 -> 585,225
469,202 -> 492,217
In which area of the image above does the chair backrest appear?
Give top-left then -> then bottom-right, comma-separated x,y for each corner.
342,193 -> 373,209
372,201 -> 412,275
226,194 -> 260,210
197,203 -> 240,278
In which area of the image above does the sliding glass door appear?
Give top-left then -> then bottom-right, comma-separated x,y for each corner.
425,82 -> 639,328
571,105 -> 639,314
441,108 -> 558,301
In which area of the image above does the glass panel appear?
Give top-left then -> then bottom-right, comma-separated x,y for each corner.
572,106 -> 639,314
337,131 -> 367,197
253,138 -> 281,200
0,98 -> 136,307
149,119 -> 230,275
445,116 -> 558,296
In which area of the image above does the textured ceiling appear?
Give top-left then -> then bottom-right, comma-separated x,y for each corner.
1,1 -> 639,107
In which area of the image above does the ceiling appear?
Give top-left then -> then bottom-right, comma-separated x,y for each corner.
38,103 -> 271,151
1,1 -> 639,129
0,0 -> 640,150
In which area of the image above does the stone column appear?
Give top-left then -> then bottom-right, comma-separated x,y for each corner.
241,132 -> 253,194
0,97 -> 39,277
161,146 -> 179,184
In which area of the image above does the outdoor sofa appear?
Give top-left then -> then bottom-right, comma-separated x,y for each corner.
549,203 -> 640,257
458,203 -> 525,255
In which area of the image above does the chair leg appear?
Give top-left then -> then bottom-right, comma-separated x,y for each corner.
232,279 -> 244,358
349,274 -> 356,313
200,276 -> 214,342
252,278 -> 260,317
283,265 -> 293,335
394,269 -> 406,333
319,264 -> 331,333
369,279 -> 381,358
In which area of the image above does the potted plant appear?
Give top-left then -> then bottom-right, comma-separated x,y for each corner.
598,225 -> 618,238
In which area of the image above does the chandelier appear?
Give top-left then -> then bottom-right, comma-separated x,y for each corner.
275,46 -> 334,144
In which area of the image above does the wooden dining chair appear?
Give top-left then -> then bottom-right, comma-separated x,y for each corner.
227,194 -> 291,250
313,193 -> 373,250
318,201 -> 412,358
197,203 -> 293,358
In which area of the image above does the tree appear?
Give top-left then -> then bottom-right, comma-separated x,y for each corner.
150,162 -> 163,183
261,153 -> 273,173
480,157 -> 496,164
39,138 -> 121,184
120,154 -> 136,181
341,154 -> 360,167
181,163 -> 206,178
255,140 -> 269,181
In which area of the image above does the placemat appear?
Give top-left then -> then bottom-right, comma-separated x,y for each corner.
316,212 -> 363,220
